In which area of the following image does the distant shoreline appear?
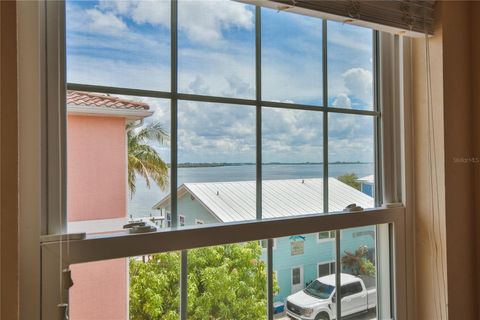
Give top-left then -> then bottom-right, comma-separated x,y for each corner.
174,162 -> 372,168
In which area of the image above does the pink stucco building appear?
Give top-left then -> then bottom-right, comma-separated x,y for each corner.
66,91 -> 152,319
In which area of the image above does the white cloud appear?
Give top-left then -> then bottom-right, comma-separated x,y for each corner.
327,21 -> 373,53
176,101 -> 256,163
328,137 -> 374,163
329,68 -> 372,108
98,0 -> 254,43
342,68 -> 373,104
328,114 -> 374,162
332,93 -> 351,109
262,108 -> 323,163
99,0 -> 170,27
178,46 -> 255,99
178,0 -> 254,43
85,8 -> 128,35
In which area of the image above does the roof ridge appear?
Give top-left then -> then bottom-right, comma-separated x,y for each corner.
67,90 -> 150,110
183,177 -> 329,186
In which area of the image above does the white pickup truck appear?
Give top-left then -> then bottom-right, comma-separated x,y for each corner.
285,273 -> 376,320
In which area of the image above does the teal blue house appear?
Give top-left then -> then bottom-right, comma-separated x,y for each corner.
153,178 -> 375,303
358,175 -> 375,197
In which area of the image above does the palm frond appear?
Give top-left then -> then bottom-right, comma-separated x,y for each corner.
127,121 -> 170,196
137,122 -> 169,145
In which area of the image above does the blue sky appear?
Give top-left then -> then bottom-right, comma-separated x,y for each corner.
66,0 -> 375,164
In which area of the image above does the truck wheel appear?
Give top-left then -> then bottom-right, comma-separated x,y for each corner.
315,312 -> 329,320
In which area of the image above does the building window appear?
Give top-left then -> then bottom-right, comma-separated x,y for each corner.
341,282 -> 364,297
317,261 -> 336,278
179,215 -> 185,227
292,267 -> 302,285
317,230 -> 336,242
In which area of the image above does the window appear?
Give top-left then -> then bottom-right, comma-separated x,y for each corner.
179,215 -> 185,227
40,1 -> 407,319
63,1 -> 380,232
318,261 -> 336,278
341,282 -> 363,297
318,231 -> 336,242
292,267 -> 302,285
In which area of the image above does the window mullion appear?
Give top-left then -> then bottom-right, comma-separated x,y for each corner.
267,238 -> 274,320
323,19 -> 342,320
255,5 -> 262,221
335,229 -> 342,320
255,6 -> 272,319
322,19 -> 328,214
170,0 -> 178,229
170,1 -> 185,320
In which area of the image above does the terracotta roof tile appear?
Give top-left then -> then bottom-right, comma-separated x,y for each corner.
67,90 -> 150,110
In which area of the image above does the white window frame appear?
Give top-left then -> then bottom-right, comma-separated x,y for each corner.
291,265 -> 304,288
317,230 -> 336,243
317,261 -> 336,278
23,2 -> 415,320
179,215 -> 185,227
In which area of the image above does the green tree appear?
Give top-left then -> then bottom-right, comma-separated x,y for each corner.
130,253 -> 180,320
337,172 -> 361,190
127,121 -> 169,196
129,242 -> 277,320
341,245 -> 375,277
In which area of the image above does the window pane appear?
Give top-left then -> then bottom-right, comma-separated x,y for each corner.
292,268 -> 301,284
262,8 -> 323,105
318,231 -> 335,241
280,226 -> 384,320
328,114 -> 375,211
280,232 -> 336,319
340,226 -> 378,319
262,108 -> 324,218
66,92 -> 171,234
178,0 -> 255,99
188,242 -> 267,320
70,252 -> 180,320
317,262 -> 334,278
66,0 -> 170,90
164,101 -> 256,227
328,21 -> 374,110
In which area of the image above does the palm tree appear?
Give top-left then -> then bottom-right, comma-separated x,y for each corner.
127,121 -> 169,196
341,245 -> 369,276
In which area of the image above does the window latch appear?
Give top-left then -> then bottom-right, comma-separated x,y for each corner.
343,203 -> 364,212
57,303 -> 69,320
63,268 -> 74,289
123,221 -> 157,234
